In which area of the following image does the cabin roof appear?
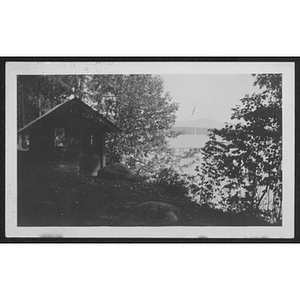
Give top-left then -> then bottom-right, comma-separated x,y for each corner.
18,98 -> 122,134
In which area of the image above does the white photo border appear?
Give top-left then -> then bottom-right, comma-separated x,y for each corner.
5,60 -> 295,238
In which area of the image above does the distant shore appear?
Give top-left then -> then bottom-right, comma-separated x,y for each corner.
172,126 -> 210,135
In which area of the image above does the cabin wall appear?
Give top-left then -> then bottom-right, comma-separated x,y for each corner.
27,123 -> 107,173
29,127 -> 55,159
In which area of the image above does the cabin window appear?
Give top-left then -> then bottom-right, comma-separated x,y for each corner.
90,134 -> 93,146
54,128 -> 66,147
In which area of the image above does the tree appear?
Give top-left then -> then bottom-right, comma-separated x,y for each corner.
81,74 -> 180,175
17,75 -> 82,129
195,74 -> 282,224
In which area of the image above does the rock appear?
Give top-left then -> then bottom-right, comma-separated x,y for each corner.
165,211 -> 178,223
97,163 -> 134,180
136,201 -> 181,223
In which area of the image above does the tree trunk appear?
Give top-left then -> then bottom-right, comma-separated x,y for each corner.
21,85 -> 26,128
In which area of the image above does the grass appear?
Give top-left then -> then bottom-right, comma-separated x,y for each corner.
17,159 -> 273,227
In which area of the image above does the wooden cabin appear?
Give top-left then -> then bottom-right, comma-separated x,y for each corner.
18,98 -> 122,175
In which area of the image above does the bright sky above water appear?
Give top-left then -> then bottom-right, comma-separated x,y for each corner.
161,74 -> 261,124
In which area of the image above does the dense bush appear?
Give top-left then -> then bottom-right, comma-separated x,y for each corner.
152,167 -> 189,196
193,74 -> 282,224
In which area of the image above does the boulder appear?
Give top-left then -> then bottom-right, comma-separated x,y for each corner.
97,163 -> 134,180
165,211 -> 179,223
136,201 -> 181,223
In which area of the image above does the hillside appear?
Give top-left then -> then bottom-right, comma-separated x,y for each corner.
17,160 -> 272,227
172,127 -> 209,135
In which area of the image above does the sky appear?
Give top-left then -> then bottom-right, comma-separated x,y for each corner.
161,74 -> 261,124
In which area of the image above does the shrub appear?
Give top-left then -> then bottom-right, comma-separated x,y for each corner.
153,167 -> 189,195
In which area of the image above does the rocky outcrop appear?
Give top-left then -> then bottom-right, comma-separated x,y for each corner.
136,201 -> 181,223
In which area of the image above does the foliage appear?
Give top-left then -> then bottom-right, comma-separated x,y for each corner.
152,167 -> 189,196
17,75 -> 84,129
81,74 -> 180,170
195,74 -> 282,224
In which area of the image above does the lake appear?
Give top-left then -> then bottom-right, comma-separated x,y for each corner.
168,134 -> 209,149
168,134 -> 209,175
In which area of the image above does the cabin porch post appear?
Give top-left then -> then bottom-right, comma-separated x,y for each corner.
78,128 -> 101,176
99,132 -> 106,169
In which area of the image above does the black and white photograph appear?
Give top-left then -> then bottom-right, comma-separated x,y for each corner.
5,61 -> 295,238
1,1 -> 300,299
